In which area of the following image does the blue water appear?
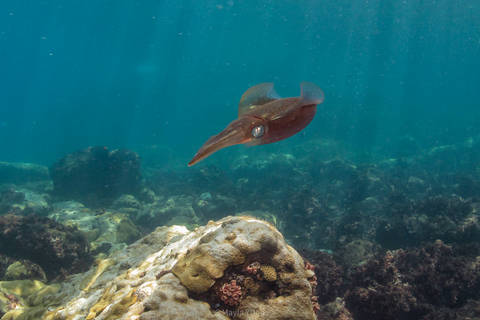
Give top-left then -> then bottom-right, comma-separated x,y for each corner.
1,0 -> 479,167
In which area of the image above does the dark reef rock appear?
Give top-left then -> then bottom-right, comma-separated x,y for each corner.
344,240 -> 480,320
50,146 -> 141,207
0,214 -> 93,281
298,249 -> 344,305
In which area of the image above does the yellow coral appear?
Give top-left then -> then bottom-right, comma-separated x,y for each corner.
260,265 -> 277,282
80,259 -> 116,293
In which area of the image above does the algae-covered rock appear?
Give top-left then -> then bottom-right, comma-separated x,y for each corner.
5,260 -> 47,283
0,279 -> 61,319
110,194 -> 142,220
17,216 -> 316,319
49,203 -> 142,256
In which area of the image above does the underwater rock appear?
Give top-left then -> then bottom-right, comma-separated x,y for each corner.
455,300 -> 480,319
317,297 -> 354,320
137,195 -> 200,232
92,212 -> 143,251
49,202 -> 142,256
3,189 -> 52,217
0,188 -> 25,215
421,145 -> 459,174
0,188 -> 25,205
333,239 -> 378,268
23,216 -> 317,319
0,214 -> 92,281
137,187 -> 156,204
376,195 -> 475,249
196,194 -> 237,221
110,194 -> 142,219
50,146 -> 141,207
0,162 -> 50,186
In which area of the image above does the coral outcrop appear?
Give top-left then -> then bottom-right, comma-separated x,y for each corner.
4,216 -> 316,319
0,162 -> 50,187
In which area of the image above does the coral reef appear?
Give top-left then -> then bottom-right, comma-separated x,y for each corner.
6,133 -> 480,318
50,146 -> 141,207
9,216 -> 316,319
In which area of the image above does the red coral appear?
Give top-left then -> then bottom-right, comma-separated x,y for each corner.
243,262 -> 260,275
311,295 -> 320,313
303,259 -> 321,318
219,280 -> 242,306
305,261 -> 315,271
306,261 -> 318,290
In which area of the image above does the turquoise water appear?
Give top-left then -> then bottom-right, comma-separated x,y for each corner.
1,0 -> 479,167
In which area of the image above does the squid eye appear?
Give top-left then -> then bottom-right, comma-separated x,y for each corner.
251,125 -> 264,138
